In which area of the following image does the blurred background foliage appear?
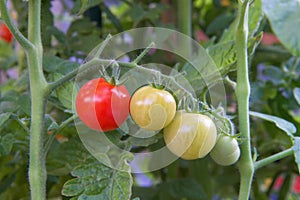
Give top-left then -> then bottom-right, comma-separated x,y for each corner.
0,0 -> 299,199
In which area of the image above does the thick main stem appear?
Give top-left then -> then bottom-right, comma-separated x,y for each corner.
0,1 -> 47,198
177,0 -> 192,57
235,1 -> 254,200
27,0 -> 48,199
177,0 -> 191,37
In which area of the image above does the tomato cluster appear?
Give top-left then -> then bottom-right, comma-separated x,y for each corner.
75,77 -> 240,165
0,22 -> 13,44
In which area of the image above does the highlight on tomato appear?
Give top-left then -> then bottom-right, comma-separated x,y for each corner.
130,85 -> 177,131
163,110 -> 217,160
75,77 -> 130,132
210,134 -> 240,166
0,22 -> 13,44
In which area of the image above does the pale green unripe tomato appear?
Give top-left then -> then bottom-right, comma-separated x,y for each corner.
163,111 -> 217,160
210,134 -> 240,166
130,86 -> 176,131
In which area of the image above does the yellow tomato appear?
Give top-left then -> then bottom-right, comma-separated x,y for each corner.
164,111 -> 217,160
130,86 -> 176,131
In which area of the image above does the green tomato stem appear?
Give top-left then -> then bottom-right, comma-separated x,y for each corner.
254,148 -> 294,170
132,42 -> 155,64
50,54 -> 198,111
235,0 -> 254,200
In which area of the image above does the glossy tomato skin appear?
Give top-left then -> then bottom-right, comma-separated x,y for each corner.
0,22 -> 13,44
130,85 -> 176,131
210,134 -> 240,166
75,78 -> 130,131
164,111 -> 217,160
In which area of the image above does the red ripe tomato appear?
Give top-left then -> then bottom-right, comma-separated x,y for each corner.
0,22 -> 13,44
75,78 -> 130,132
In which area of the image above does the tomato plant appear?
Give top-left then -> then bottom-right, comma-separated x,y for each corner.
210,134 -> 240,166
75,78 -> 130,132
163,110 -> 217,160
1,0 -> 300,200
0,22 -> 13,43
130,85 -> 176,131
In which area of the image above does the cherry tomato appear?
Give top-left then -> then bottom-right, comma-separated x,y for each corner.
163,110 -> 217,160
75,78 -> 130,132
0,22 -> 13,44
210,134 -> 240,166
130,85 -> 176,131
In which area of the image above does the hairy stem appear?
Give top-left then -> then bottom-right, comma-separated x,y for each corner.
1,2 -> 47,199
235,0 -> 254,200
27,0 -> 47,199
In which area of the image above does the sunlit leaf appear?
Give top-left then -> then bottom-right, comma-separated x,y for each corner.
250,111 -> 297,136
207,33 -> 262,74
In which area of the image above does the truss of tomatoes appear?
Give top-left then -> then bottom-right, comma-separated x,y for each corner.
75,77 -> 240,164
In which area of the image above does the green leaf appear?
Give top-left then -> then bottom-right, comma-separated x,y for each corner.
207,33 -> 262,74
128,4 -> 145,23
49,73 -> 74,110
72,0 -> 103,15
163,178 -> 206,199
293,87 -> 300,105
62,156 -> 133,200
0,41 -> 16,70
102,4 -> 123,32
43,55 -> 79,74
48,26 -> 67,45
262,0 -> 300,56
293,137 -> 300,174
0,133 -> 14,156
17,94 -> 31,116
0,113 -> 11,128
66,18 -> 102,55
206,13 -> 235,35
250,111 -> 297,136
41,0 -> 54,47
207,40 -> 236,71
47,137 -> 90,176
220,0 -> 263,42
